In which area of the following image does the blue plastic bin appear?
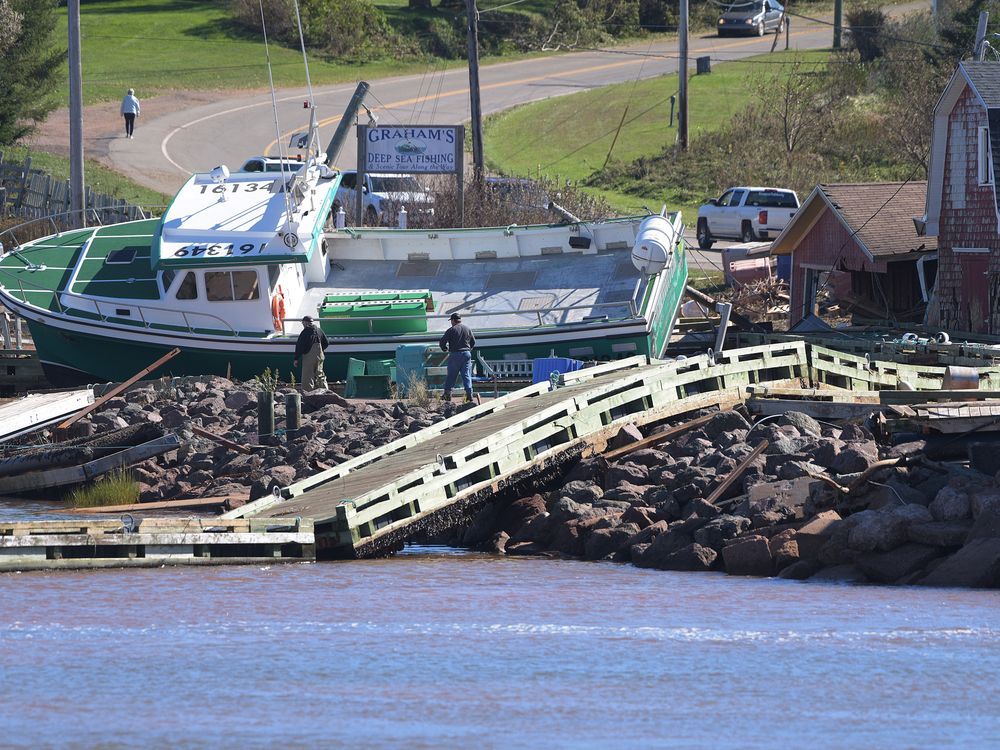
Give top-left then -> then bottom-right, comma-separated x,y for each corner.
532,357 -> 583,384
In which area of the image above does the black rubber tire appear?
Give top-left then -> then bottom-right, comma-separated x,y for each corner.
756,20 -> 765,36
777,18 -> 784,33
741,221 -> 757,243
697,219 -> 715,250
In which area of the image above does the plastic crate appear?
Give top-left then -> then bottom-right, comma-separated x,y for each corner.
531,357 -> 582,384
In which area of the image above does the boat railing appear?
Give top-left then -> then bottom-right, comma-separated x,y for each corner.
0,206 -> 167,251
287,299 -> 642,335
0,268 -> 240,338
58,291 -> 240,337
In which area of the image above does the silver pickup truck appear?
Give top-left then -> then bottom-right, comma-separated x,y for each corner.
696,187 -> 799,249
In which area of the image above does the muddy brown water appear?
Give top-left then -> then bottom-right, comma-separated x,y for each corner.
1,498 -> 999,749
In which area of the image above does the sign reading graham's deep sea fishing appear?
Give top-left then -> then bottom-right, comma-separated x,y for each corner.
358,124 -> 463,175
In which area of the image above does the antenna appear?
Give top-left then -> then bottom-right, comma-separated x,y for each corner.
258,0 -> 295,235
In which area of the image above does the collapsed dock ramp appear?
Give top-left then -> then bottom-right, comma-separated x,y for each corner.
241,343 -> 812,557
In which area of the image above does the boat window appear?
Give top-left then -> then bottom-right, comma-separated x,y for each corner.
160,269 -> 177,294
175,272 -> 198,300
206,270 -> 260,301
106,248 -> 137,265
233,270 -> 260,300
268,265 -> 280,288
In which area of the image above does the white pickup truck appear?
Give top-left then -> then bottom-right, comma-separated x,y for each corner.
696,186 -> 799,249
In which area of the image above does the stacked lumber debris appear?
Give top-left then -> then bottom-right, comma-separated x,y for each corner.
0,375 -> 454,509
444,407 -> 1000,589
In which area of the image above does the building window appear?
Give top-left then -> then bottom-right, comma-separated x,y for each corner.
205,270 -> 260,301
978,126 -> 994,185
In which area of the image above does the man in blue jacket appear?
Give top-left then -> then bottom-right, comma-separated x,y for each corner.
439,312 -> 476,403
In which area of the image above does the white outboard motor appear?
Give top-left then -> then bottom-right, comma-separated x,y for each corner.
631,213 -> 681,275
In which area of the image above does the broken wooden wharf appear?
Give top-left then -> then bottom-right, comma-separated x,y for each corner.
3,339 -> 1000,570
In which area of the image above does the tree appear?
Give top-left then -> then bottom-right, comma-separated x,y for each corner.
0,1 -> 23,54
927,0 -> 999,70
0,0 -> 63,147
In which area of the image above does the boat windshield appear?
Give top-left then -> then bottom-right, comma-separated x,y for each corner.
370,176 -> 422,193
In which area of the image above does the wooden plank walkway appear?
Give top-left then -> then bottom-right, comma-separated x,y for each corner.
253,341 -> 811,557
0,517 -> 314,571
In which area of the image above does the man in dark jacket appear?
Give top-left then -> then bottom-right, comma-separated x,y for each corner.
439,312 -> 476,402
294,316 -> 329,390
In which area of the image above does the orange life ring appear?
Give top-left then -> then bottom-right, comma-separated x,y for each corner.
271,286 -> 286,331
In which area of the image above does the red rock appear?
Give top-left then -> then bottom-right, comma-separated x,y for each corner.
722,535 -> 773,577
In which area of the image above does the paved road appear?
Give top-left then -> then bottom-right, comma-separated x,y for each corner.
109,17 -> 852,196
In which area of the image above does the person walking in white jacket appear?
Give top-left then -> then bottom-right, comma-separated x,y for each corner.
120,88 -> 140,139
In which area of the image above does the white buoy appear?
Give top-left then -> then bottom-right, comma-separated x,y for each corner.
631,214 -> 679,275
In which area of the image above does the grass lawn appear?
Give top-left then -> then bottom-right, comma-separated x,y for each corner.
483,48 -> 831,217
61,0 -> 629,105
1,146 -> 170,207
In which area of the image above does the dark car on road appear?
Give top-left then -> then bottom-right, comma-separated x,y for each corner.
717,0 -> 785,36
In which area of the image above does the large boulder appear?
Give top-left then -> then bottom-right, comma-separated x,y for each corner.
497,494 -> 547,534
562,480 -> 604,504
919,538 -> 1000,588
722,535 -> 773,576
780,411 -> 823,438
549,521 -> 588,557
703,410 -> 751,439
658,542 -> 718,572
848,505 -> 932,553
606,423 -> 643,450
694,514 -> 751,550
966,508 -> 1000,541
908,520 -> 973,547
929,486 -> 971,522
855,544 -> 940,584
584,523 -> 640,561
832,442 -> 879,475
970,488 -> 1000,519
633,528 -> 694,568
605,461 -> 650,488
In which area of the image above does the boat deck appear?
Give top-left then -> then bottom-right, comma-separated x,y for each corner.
297,249 -> 647,334
0,219 -> 161,311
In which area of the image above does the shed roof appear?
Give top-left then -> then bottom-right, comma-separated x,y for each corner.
771,182 -> 936,259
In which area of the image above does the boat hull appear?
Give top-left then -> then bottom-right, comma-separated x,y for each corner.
25,313 -> 656,386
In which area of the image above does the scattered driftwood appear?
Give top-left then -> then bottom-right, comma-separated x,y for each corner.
56,347 -> 180,430
0,434 -> 180,495
602,412 -> 717,461
705,439 -> 768,505
192,425 -> 251,455
66,496 -> 240,514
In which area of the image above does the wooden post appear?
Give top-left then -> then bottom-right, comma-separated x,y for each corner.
258,391 -> 275,442
678,0 -> 689,150
465,0 -> 484,179
833,0 -> 843,48
285,392 -> 301,437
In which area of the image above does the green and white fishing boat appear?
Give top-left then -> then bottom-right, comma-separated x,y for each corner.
0,105 -> 687,387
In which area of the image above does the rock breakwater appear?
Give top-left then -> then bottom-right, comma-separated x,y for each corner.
444,408 -> 1000,589
18,375 -> 455,506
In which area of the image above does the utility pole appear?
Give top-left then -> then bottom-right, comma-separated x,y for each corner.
974,11 -> 990,60
68,0 -> 85,228
833,0 -> 843,48
678,0 -> 688,150
465,0 -> 485,180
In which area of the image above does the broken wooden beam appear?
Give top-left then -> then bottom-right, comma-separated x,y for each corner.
57,347 -> 181,430
191,425 -> 252,455
705,439 -> 768,505
65,496 -> 239,514
602,412 -> 717,461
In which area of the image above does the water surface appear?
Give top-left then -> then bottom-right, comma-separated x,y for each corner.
1,544 -> 997,749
